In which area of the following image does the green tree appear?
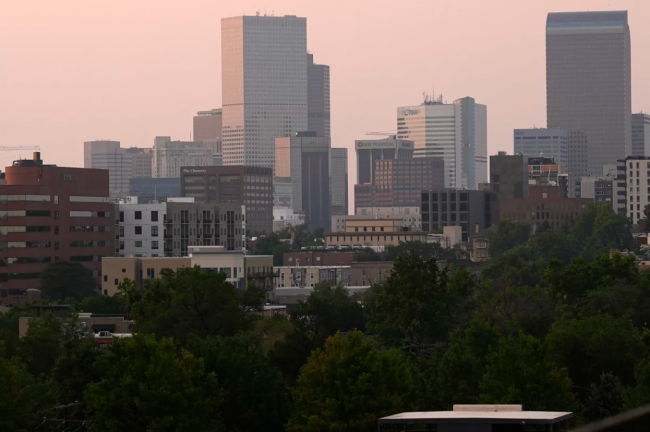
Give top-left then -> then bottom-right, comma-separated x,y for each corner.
0,343 -> 38,432
582,372 -> 623,423
545,315 -> 646,392
120,266 -> 259,345
384,241 -> 456,263
622,357 -> 650,410
368,251 -> 458,353
194,333 -> 289,432
486,219 -> 531,257
249,232 -> 283,255
39,260 -> 97,301
572,202 -> 633,253
85,334 -> 222,432
479,333 -> 578,412
287,331 -> 411,432
77,294 -> 122,314
49,340 -> 102,411
18,311 -> 87,377
644,204 -> 650,233
268,283 -> 366,384
352,248 -> 383,262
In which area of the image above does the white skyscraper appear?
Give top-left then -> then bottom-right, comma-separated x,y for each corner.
221,15 -> 308,169
397,96 -> 487,189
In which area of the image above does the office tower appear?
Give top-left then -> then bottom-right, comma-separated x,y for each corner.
275,132 -> 331,231
354,158 -> 445,212
514,128 -> 568,167
84,141 -> 151,198
129,178 -> 180,204
490,152 -> 529,199
546,11 -> 631,177
0,153 -> 112,305
179,166 -> 273,234
307,54 -> 330,138
397,96 -> 487,189
632,113 -> 650,156
330,148 -> 348,216
152,136 -> 214,178
355,137 -> 414,184
193,109 -> 222,143
619,156 -> 650,224
421,190 -> 497,242
221,15 -> 307,168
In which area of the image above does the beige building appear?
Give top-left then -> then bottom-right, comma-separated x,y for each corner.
102,246 -> 273,296
325,218 -> 425,247
350,261 -> 393,286
332,207 -> 422,232
275,266 -> 351,289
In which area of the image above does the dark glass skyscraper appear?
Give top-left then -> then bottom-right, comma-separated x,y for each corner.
546,11 -> 631,178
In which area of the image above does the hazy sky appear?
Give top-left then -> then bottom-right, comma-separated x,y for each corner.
2,0 -> 650,208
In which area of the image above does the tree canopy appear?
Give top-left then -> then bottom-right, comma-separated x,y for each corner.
39,260 -> 97,301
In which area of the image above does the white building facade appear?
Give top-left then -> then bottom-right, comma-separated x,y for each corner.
117,201 -> 166,258
221,15 -> 308,169
396,96 -> 487,189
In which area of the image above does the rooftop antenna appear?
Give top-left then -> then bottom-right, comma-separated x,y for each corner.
256,10 -> 260,16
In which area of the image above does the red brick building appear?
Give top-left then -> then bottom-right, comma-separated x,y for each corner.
0,154 -> 112,304
498,185 -> 593,231
283,251 -> 353,267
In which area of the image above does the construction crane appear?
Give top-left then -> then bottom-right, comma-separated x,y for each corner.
0,145 -> 40,151
365,132 -> 396,136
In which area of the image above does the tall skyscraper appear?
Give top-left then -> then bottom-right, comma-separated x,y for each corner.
397,96 -> 487,189
221,15 -> 307,169
330,148 -> 348,216
84,141 -> 151,198
546,11 -> 631,177
193,109 -> 222,143
275,132 -> 331,231
355,137 -> 414,185
307,53 -> 330,138
514,128 -> 568,168
632,113 -> 650,156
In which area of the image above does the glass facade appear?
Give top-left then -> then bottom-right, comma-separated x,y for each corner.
546,11 -> 631,177
330,148 -> 348,216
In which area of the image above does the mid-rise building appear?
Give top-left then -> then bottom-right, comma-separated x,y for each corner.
275,132 -> 331,231
632,113 -> 650,157
355,137 -> 414,185
330,148 -> 348,216
333,207 -> 422,232
354,158 -> 445,212
0,153 -> 113,304
397,96 -> 487,189
152,136 -> 214,178
619,156 -> 650,224
276,265 -> 351,289
307,54 -> 330,138
421,190 -> 497,242
528,156 -> 564,185
514,128 -> 568,167
490,152 -> 529,199
116,201 -> 166,258
273,177 -> 293,208
273,207 -> 305,232
102,246 -> 273,295
221,15 -> 307,168
84,141 -> 152,198
580,165 -> 616,208
179,165 -> 273,233
193,109 -> 222,143
498,185 -> 592,231
546,11 -> 631,177
324,218 -> 426,247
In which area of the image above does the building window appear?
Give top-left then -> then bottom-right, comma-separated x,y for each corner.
114,279 -> 118,286
119,226 -> 124,237
122,268 -> 126,273
135,226 -> 142,235
152,241 -> 159,250
103,275 -> 107,282
135,241 -> 142,248
151,226 -> 158,237
135,211 -> 142,220
151,211 -> 158,222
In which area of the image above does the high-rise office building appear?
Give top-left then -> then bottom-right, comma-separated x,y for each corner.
307,53 -> 330,138
397,96 -> 487,189
276,132 -> 331,231
514,128 -> 568,168
355,137 -> 414,185
84,141 -> 151,198
221,15 -> 308,169
546,11 -> 631,177
193,109 -> 222,143
632,113 -> 650,157
330,148 -> 348,216
490,152 -> 529,199
152,136 -> 214,179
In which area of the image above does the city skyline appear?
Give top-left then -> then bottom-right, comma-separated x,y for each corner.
4,1 -> 650,210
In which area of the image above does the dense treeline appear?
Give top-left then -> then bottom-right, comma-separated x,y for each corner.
1,202 -> 649,431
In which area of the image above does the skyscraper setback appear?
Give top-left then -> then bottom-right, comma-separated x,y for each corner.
307,53 -> 330,138
546,11 -> 631,177
221,15 -> 308,169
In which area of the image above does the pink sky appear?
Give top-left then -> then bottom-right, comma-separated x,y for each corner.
2,0 -> 650,209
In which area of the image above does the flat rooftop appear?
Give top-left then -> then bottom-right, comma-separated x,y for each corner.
379,411 -> 573,425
